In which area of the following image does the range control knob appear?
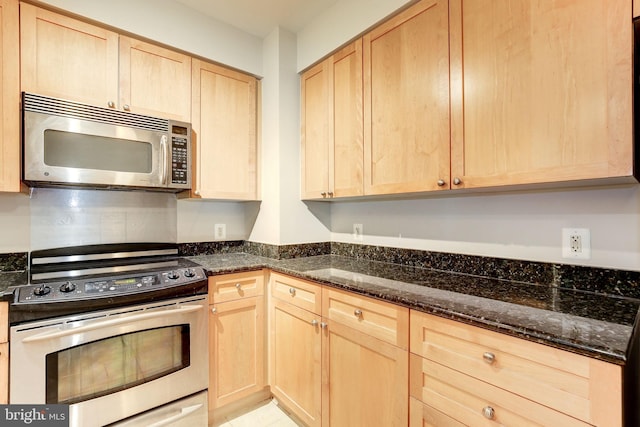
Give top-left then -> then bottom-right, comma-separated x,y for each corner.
167,271 -> 180,280
60,282 -> 76,293
184,269 -> 196,278
33,285 -> 51,296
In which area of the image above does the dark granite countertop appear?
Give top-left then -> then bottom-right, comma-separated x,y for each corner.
0,271 -> 28,299
189,253 -> 640,364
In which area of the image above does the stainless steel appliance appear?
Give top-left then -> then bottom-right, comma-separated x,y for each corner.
8,243 -> 209,427
22,92 -> 192,192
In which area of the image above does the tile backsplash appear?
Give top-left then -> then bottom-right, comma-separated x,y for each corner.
29,188 -> 177,250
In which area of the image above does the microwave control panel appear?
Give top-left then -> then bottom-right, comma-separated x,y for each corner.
170,124 -> 190,185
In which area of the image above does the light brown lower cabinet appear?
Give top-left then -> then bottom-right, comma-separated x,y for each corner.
324,319 -> 408,426
409,397 -> 464,427
208,272 -> 266,410
410,310 -> 623,427
206,271 -> 624,427
269,273 -> 324,427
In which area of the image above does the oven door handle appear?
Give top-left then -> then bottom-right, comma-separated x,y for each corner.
21,304 -> 204,343
148,403 -> 204,427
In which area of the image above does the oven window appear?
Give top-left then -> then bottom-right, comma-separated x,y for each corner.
43,130 -> 153,173
45,325 -> 190,404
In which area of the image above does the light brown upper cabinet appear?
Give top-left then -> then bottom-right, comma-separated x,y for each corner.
635,0 -> 639,18
0,0 -> 20,193
119,36 -> 191,122
20,4 -> 191,122
20,3 -> 119,108
189,59 -> 259,200
449,0 -> 633,189
301,40 -> 364,200
363,0 -> 450,195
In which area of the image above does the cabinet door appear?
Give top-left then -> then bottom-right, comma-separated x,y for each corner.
324,320 -> 408,427
449,0 -> 632,188
332,40 -> 364,198
301,40 -> 364,200
209,296 -> 265,409
363,0 -> 450,195
191,59 -> 258,200
20,3 -> 119,108
0,0 -> 19,192
119,36 -> 191,122
270,299 -> 322,427
301,60 -> 330,200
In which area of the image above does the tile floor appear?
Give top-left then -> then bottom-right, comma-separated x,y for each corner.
213,399 -> 301,427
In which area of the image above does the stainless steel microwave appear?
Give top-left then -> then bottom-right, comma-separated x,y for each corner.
22,92 -> 192,192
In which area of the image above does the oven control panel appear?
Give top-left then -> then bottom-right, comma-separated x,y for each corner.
14,267 -> 207,304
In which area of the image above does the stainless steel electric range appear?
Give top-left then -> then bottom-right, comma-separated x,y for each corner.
8,243 -> 209,427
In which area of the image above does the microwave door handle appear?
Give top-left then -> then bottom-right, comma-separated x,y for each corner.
160,135 -> 169,185
147,403 -> 204,427
20,304 -> 204,343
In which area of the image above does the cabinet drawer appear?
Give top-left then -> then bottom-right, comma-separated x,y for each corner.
209,270 -> 265,303
409,397 -> 464,427
270,272 -> 322,314
323,288 -> 408,348
410,354 -> 590,427
410,310 -> 622,426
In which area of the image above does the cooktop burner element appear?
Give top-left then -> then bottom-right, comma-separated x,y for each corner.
9,243 -> 208,324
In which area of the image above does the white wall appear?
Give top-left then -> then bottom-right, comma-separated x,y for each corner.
249,27 -> 330,245
329,186 -> 640,271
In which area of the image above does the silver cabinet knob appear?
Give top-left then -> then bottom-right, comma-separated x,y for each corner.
194,190 -> 200,196
311,319 -> 318,326
107,101 -> 115,108
328,192 -> 334,197
235,283 -> 241,289
320,322 -> 328,329
321,192 -> 327,198
211,307 -> 217,314
289,287 -> 296,296
483,352 -> 496,364
123,104 -> 130,111
354,309 -> 362,318
482,406 -> 495,420
453,177 -> 462,185
437,179 -> 446,186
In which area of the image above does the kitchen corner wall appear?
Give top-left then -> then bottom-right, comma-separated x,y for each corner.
2,0 -> 639,273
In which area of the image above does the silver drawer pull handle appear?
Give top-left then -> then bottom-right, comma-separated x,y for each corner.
289,287 -> 296,295
354,309 -> 362,317
235,283 -> 241,289
482,406 -> 495,420
483,352 -> 496,364
311,319 -> 318,326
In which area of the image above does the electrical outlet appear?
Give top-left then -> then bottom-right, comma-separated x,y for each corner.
353,224 -> 363,241
562,228 -> 591,259
214,224 -> 226,240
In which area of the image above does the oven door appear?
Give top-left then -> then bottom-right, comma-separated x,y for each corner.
10,296 -> 208,427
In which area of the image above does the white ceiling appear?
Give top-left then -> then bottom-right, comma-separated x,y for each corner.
174,0 -> 340,38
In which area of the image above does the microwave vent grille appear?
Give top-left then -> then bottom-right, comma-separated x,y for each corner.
22,93 -> 169,132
